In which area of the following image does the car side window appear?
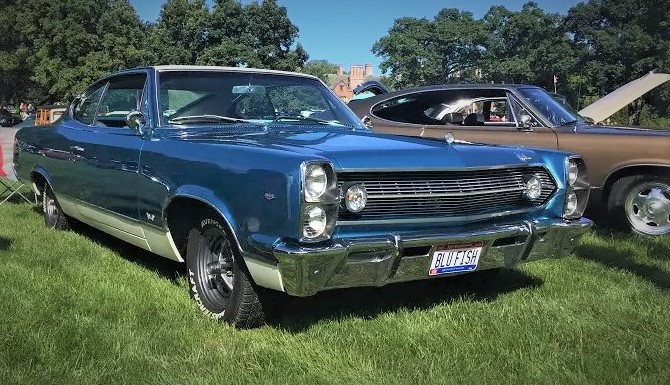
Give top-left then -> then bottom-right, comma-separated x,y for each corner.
95,73 -> 148,128
455,98 -> 517,127
371,93 -> 437,125
507,95 -> 539,128
73,85 -> 107,125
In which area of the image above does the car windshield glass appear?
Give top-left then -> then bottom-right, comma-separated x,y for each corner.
158,71 -> 365,130
518,87 -> 585,127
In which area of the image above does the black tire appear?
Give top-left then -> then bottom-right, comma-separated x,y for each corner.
607,175 -> 670,236
185,216 -> 266,328
42,185 -> 69,230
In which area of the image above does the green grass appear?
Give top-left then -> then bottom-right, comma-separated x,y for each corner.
0,202 -> 669,384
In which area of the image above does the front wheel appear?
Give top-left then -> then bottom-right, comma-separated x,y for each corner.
185,216 -> 266,328
608,175 -> 670,236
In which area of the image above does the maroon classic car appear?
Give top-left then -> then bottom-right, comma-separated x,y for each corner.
349,74 -> 670,236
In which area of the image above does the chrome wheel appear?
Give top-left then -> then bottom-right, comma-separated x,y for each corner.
42,185 -> 67,229
194,226 -> 235,311
624,181 -> 670,235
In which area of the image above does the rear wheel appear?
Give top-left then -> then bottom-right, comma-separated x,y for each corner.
42,185 -> 69,230
185,215 -> 266,328
607,175 -> 670,236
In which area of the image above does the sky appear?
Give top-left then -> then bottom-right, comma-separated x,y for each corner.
129,0 -> 583,75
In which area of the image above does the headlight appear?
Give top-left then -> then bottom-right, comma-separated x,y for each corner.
344,184 -> 367,213
564,189 -> 578,217
523,175 -> 543,200
304,164 -> 328,200
300,162 -> 338,242
302,205 -> 327,239
567,159 -> 579,186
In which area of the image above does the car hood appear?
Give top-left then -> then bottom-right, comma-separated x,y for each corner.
170,128 -> 553,171
579,72 -> 670,123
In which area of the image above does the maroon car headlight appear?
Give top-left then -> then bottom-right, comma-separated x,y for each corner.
563,156 -> 590,219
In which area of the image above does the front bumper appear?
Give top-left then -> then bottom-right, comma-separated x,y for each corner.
273,217 -> 592,296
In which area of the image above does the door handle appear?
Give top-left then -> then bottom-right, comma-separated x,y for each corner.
70,146 -> 85,152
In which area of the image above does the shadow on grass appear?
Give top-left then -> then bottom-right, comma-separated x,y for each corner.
0,236 -> 10,250
270,268 -> 543,333
30,207 -> 544,329
574,230 -> 670,291
68,220 -> 184,284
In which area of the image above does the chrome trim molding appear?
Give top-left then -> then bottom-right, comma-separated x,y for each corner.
336,207 -> 543,226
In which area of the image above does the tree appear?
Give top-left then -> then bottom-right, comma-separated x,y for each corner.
301,60 -> 339,82
566,0 -> 670,124
480,3 -> 580,93
150,0 -> 308,70
148,0 -> 210,65
0,0 -> 149,103
372,9 -> 487,88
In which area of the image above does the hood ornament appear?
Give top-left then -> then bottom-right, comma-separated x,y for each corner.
444,132 -> 455,145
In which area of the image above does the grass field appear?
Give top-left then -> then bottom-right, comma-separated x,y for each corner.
0,201 -> 669,384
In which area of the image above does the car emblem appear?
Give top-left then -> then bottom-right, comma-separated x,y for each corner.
264,192 -> 276,201
146,212 -> 156,221
516,152 -> 532,162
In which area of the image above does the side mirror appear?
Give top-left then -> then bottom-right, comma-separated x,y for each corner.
361,115 -> 373,128
126,110 -> 148,135
519,114 -> 534,130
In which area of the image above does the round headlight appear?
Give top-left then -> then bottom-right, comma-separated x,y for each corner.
304,164 -> 328,200
345,184 -> 367,213
303,205 -> 327,239
564,190 -> 578,217
524,175 -> 542,200
568,160 -> 579,186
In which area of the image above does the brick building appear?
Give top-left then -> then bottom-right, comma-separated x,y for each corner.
326,64 -> 377,102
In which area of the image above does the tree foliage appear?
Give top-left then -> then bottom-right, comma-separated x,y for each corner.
372,9 -> 487,89
301,60 -> 339,82
0,0 -> 148,103
0,0 -> 307,104
373,0 -> 670,126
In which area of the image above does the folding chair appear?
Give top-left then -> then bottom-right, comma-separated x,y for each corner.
0,177 -> 35,205
0,128 -> 35,205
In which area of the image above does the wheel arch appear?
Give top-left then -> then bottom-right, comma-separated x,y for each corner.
162,191 -> 243,259
602,164 -> 670,200
29,166 -> 53,198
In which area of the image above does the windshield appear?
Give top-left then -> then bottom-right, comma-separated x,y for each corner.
158,70 -> 365,130
518,87 -> 585,126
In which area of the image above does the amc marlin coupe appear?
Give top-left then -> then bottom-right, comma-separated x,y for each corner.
14,66 -> 591,327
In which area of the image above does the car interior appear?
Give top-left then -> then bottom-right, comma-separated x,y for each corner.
371,89 -> 520,127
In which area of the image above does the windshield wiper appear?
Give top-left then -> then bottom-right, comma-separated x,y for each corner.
167,114 -> 259,125
272,115 -> 348,127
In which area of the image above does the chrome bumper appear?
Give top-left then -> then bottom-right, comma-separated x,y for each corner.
273,217 -> 592,296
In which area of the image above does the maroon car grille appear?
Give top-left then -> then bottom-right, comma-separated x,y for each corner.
337,167 -> 556,221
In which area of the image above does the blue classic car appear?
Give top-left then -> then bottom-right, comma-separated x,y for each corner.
14,66 -> 592,327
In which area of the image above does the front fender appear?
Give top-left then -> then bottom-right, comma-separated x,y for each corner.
163,184 -> 243,250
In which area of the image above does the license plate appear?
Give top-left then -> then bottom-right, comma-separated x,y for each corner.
429,241 -> 484,276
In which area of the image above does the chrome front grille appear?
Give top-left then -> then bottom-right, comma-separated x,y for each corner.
337,167 -> 556,221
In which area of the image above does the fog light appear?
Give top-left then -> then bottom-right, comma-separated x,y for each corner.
303,205 -> 327,239
344,184 -> 367,213
564,190 -> 578,217
523,175 -> 542,200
